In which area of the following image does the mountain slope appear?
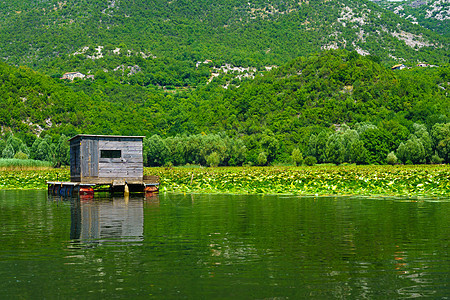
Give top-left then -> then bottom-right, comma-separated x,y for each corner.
0,60 -> 176,137
1,50 -> 448,165
0,61 -> 90,135
183,50 -> 449,141
0,0 -> 448,86
372,0 -> 449,37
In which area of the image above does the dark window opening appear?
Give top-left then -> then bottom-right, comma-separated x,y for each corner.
100,150 -> 121,159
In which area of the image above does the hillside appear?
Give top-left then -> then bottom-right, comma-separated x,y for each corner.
0,62 -> 90,136
0,0 -> 448,89
1,50 -> 448,165
0,60 -> 176,138
372,0 -> 449,38
185,50 -> 449,138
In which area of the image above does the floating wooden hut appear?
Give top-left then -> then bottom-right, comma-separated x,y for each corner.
48,134 -> 159,197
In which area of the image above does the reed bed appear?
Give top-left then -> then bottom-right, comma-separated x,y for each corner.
0,159 -> 53,171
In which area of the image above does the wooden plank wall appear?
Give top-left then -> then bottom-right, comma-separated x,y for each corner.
81,138 -> 99,178
70,139 -> 81,182
97,138 -> 143,180
91,139 -> 99,177
71,136 -> 144,182
81,140 -> 89,177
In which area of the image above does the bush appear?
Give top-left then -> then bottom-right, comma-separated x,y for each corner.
256,152 -> 267,166
206,152 -> 221,167
386,152 -> 398,165
14,151 -> 28,160
291,148 -> 304,166
304,156 -> 317,166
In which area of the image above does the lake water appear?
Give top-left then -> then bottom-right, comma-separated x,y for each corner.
0,190 -> 448,299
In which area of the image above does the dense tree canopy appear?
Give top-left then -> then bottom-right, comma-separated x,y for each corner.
0,50 -> 449,166
0,0 -> 448,88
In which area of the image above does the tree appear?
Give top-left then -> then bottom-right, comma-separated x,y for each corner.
396,135 -> 426,164
360,128 -> 395,164
2,144 -> 15,158
304,156 -> 317,166
325,134 -> 345,164
54,135 -> 69,167
307,130 -> 331,163
227,138 -> 247,166
0,139 -> 6,155
430,152 -> 444,164
380,120 -> 409,149
436,137 -> 450,163
31,138 -> 54,162
30,138 -> 41,160
349,140 -> 368,164
291,148 -> 304,166
354,122 -> 377,135
340,127 -> 359,162
144,135 -> 170,166
199,134 -> 228,166
14,151 -> 28,160
412,123 -> 432,163
5,135 -> 29,156
431,123 -> 450,163
260,133 -> 280,164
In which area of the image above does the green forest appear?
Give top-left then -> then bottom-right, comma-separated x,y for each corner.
0,0 -> 448,80
0,1 -> 449,167
0,50 -> 449,166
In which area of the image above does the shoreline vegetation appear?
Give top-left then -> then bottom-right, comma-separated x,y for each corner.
0,165 -> 448,197
0,159 -> 53,171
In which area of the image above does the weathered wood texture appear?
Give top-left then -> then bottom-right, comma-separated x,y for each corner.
78,177 -> 145,185
70,135 -> 144,183
70,143 -> 81,182
81,138 -> 99,178
143,175 -> 160,184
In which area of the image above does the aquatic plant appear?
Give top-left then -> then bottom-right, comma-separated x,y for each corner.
146,165 -> 450,197
0,165 -> 448,197
0,169 -> 69,190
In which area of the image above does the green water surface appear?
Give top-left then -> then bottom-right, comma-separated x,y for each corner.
0,190 -> 448,298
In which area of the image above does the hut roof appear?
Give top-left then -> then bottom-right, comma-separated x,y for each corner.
69,134 -> 145,141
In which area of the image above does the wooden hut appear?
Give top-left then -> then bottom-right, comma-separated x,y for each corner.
48,134 -> 159,196
69,134 -> 144,184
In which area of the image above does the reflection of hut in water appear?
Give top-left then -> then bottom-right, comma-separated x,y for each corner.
70,197 -> 144,244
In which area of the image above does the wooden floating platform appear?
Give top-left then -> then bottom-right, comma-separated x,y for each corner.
47,179 -> 159,197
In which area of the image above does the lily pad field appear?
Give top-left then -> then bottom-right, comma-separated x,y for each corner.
2,165 -> 447,197
148,165 -> 450,197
